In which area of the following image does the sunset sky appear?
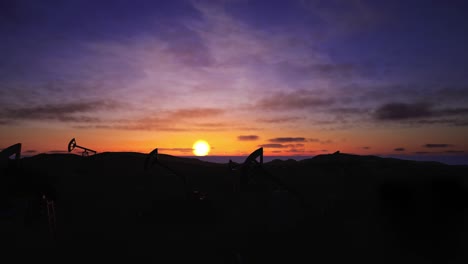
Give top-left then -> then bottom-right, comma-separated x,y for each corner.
1,0 -> 467,164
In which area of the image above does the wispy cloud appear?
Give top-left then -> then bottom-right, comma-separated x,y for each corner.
374,102 -> 432,120
78,107 -> 228,131
269,137 -> 306,143
192,122 -> 227,128
435,86 -> 468,102
259,144 -> 288,148
300,0 -> 382,35
167,108 -> 225,119
445,150 -> 464,153
288,148 -> 306,153
394,147 -> 405,151
414,151 -> 430,155
292,143 -> 305,147
257,116 -> 303,123
0,100 -> 121,124
306,138 -> 333,144
424,144 -> 453,148
159,148 -> 193,153
258,144 -> 287,148
374,102 -> 468,126
256,90 -> 334,111
259,143 -> 305,151
439,108 -> 468,116
238,135 -> 259,141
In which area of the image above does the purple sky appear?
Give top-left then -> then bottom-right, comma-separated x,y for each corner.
1,0 -> 467,164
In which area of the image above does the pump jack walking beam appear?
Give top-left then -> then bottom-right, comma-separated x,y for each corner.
68,138 -> 96,156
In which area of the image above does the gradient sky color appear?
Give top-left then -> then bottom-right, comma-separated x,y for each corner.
1,0 -> 468,163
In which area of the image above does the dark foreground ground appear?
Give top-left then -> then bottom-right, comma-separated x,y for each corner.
1,152 -> 467,263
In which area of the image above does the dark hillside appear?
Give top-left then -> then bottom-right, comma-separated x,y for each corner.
1,152 -> 467,263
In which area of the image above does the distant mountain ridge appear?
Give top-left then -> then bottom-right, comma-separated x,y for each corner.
20,151 -> 466,168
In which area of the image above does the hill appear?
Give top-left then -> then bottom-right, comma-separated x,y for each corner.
1,152 -> 467,263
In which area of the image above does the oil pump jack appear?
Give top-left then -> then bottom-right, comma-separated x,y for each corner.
0,143 -> 21,169
230,148 -> 304,201
68,138 -> 96,156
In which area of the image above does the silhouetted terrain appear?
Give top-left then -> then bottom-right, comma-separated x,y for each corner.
2,152 -> 467,263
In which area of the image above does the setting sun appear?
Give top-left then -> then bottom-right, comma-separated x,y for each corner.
193,140 -> 210,156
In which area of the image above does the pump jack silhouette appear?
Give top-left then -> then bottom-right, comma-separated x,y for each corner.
68,138 -> 96,156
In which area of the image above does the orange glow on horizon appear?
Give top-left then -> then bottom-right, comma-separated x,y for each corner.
1,123 -> 467,159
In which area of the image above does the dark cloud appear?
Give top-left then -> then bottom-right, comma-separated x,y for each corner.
238,135 -> 259,141
439,107 -> 468,116
159,148 -> 193,153
291,143 -> 305,147
374,102 -> 432,120
454,121 -> 468,126
416,119 -> 468,127
446,150 -> 464,153
0,100 -> 120,123
193,122 -> 227,128
74,121 -> 231,132
304,138 -> 333,144
269,137 -> 306,143
424,144 -> 453,148
258,132 -> 307,153
98,107 -> 227,131
374,102 -> 468,124
308,64 -> 355,75
276,62 -> 358,81
258,144 -> 287,148
256,90 -> 334,111
112,124 -> 189,132
0,119 -> 12,125
24,150 -> 38,154
320,139 -> 333,145
257,116 -> 302,123
414,151 -> 430,155
362,146 -> 370,150
330,107 -> 370,115
288,148 -> 305,153
416,119 -> 457,125
168,108 -> 225,119
435,86 -> 468,101
271,150 -> 282,153
394,148 -> 405,151
73,125 -> 118,130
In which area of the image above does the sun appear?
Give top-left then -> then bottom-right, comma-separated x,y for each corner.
193,140 -> 210,156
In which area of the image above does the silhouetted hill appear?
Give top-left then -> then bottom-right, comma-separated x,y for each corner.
302,152 -> 445,166
2,152 -> 467,263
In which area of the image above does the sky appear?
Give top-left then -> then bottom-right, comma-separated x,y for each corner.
1,0 -> 468,164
